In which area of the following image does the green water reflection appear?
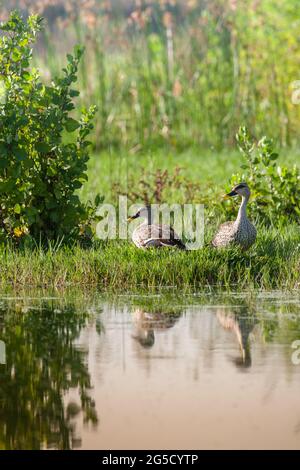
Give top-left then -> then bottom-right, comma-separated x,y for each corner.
0,295 -> 99,450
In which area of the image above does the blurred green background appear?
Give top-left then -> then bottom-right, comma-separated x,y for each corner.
1,0 -> 300,202
2,0 -> 300,150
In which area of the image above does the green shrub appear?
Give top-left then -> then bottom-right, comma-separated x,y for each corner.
0,12 -> 99,243
223,126 -> 300,225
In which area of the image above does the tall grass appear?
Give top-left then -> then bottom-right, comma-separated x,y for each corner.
19,0 -> 300,151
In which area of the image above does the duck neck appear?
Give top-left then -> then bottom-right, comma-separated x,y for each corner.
236,195 -> 249,225
142,213 -> 153,225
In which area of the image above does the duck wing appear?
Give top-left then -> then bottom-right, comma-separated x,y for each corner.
212,221 -> 235,248
134,224 -> 186,249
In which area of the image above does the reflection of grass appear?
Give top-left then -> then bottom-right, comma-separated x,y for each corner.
130,294 -> 184,316
257,301 -> 300,345
0,224 -> 299,289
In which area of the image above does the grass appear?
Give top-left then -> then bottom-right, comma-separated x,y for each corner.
80,147 -> 300,203
0,225 -> 299,290
30,0 -> 300,150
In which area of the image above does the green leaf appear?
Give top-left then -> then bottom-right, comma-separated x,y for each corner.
70,89 -> 80,97
0,157 -> 9,169
54,188 -> 61,199
65,118 -> 80,132
47,165 -> 57,176
0,180 -> 14,193
21,71 -> 31,81
13,146 -> 27,161
35,142 -> 51,153
73,180 -> 82,189
0,142 -> 8,155
11,48 -> 21,62
95,194 -> 104,206
14,203 -> 21,214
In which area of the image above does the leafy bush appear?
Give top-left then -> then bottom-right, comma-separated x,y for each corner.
0,12 -> 99,243
223,127 -> 300,225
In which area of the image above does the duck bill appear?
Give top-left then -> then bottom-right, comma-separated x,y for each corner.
223,190 -> 238,199
127,214 -> 139,222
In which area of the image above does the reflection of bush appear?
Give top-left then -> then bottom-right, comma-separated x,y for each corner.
0,296 -> 98,450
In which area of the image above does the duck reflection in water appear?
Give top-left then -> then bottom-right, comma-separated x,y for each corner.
132,308 -> 182,349
216,302 -> 258,369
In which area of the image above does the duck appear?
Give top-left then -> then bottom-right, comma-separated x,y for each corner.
215,304 -> 257,368
127,205 -> 186,249
131,308 -> 181,348
212,182 -> 256,250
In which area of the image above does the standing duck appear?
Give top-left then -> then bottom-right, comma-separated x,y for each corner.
127,206 -> 186,249
212,182 -> 256,250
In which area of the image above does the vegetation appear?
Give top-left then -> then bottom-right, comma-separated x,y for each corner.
0,2 -> 299,454
0,294 -> 98,449
0,7 -> 299,290
98,128 -> 300,226
224,127 -> 300,224
0,12 -> 99,243
0,224 -> 299,289
2,0 -> 299,151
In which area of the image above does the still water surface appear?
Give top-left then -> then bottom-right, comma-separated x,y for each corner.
0,290 -> 300,450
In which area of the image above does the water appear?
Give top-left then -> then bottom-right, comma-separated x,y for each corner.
0,290 -> 300,450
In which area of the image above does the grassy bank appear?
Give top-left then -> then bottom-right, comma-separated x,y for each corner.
0,225 -> 299,290
1,146 -> 298,291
